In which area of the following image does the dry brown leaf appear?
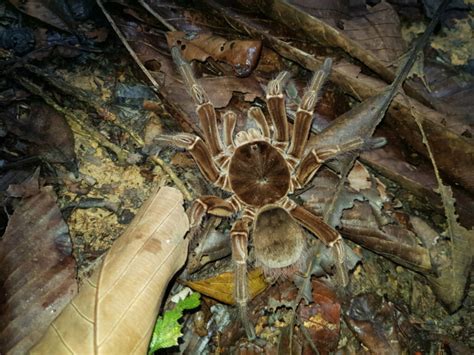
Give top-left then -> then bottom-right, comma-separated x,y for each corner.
166,31 -> 262,76
298,279 -> 341,354
0,175 -> 77,354
341,1 -> 406,64
347,161 -> 372,191
30,186 -> 189,354
345,294 -> 404,354
185,268 -> 267,305
200,76 -> 263,108
416,118 -> 473,312
1,101 -> 76,168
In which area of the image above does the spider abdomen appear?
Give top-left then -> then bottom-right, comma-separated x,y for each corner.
253,206 -> 306,269
228,141 -> 290,207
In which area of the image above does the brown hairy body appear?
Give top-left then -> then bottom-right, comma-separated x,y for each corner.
159,47 -> 382,339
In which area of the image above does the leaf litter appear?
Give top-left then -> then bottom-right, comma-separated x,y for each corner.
0,0 -> 473,353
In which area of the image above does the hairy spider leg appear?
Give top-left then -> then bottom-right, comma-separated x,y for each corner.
288,58 -> 332,161
156,133 -> 220,182
281,197 -> 348,286
187,195 -> 240,227
230,216 -> 256,340
266,71 -> 292,148
295,137 -> 383,187
248,106 -> 270,139
223,111 -> 237,149
171,47 -> 224,161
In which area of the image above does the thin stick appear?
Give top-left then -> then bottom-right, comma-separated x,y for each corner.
150,155 -> 193,201
96,0 -> 161,91
138,0 -> 177,31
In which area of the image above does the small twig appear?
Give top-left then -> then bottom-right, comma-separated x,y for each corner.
150,155 -> 193,201
96,0 -> 161,92
295,317 -> 320,355
283,255 -> 316,351
138,0 -> 177,31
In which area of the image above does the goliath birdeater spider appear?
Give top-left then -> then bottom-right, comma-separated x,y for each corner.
159,47 -> 384,339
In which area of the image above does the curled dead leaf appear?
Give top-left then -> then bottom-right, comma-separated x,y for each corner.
166,31 -> 262,77
30,186 -> 189,354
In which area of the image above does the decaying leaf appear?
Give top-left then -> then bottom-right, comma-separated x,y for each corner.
347,161 -> 372,192
30,186 -> 190,354
166,31 -> 262,76
185,268 -> 267,305
187,226 -> 232,273
0,172 -> 77,354
298,279 -> 341,354
200,76 -> 263,108
340,1 -> 406,64
360,129 -> 474,227
300,168 -> 365,229
345,294 -> 404,354
416,119 -> 473,312
302,167 -> 433,274
1,101 -> 77,171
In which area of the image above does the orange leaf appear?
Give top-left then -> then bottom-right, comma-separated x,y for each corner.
185,268 -> 267,304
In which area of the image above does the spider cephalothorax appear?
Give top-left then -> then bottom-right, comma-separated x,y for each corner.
160,47 -> 382,339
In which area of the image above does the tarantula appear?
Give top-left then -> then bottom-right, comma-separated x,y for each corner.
161,47 -> 382,339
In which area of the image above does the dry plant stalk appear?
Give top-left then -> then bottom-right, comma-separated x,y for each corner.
415,118 -> 473,312
30,186 -> 190,354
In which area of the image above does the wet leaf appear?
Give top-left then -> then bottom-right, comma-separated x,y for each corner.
184,268 -> 267,305
166,31 -> 262,77
0,174 -> 77,354
30,187 -> 190,354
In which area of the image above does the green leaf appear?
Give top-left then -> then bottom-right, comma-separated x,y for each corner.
148,292 -> 201,354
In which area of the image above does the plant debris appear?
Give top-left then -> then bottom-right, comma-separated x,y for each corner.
0,0 -> 472,353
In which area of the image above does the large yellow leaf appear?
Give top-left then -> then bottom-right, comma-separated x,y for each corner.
30,186 -> 189,354
185,268 -> 267,305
